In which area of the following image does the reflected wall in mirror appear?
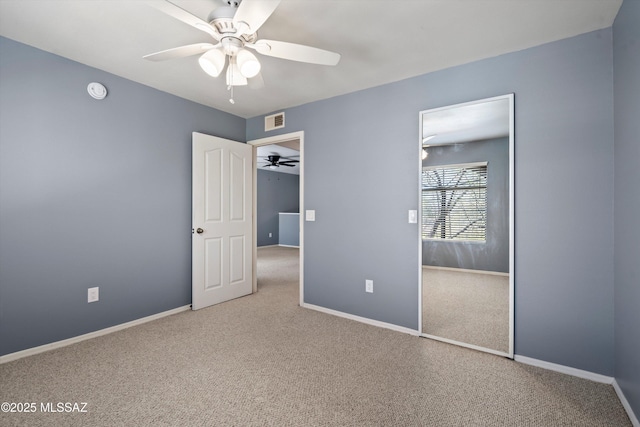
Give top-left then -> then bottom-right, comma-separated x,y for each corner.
419,94 -> 514,358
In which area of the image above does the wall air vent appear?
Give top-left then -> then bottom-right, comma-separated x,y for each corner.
265,112 -> 285,131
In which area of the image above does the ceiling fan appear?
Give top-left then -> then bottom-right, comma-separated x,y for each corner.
143,0 -> 341,103
261,155 -> 299,169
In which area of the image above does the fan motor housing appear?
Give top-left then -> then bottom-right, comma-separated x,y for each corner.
208,6 -> 257,43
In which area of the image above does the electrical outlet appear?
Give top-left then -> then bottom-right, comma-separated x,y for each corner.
269,232 -> 272,238
88,287 -> 99,303
365,280 -> 373,293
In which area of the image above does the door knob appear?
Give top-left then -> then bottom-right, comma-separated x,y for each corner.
196,228 -> 204,234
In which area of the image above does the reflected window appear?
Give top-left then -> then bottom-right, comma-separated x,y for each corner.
421,162 -> 487,241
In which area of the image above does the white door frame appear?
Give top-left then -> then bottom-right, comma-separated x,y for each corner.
248,131 -> 304,307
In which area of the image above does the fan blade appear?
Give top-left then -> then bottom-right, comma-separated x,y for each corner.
147,0 -> 220,40
279,160 -> 299,164
143,43 -> 216,61
233,0 -> 281,34
250,40 -> 340,66
280,163 -> 295,167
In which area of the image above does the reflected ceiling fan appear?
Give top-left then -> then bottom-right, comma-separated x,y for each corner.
261,155 -> 299,169
144,0 -> 341,103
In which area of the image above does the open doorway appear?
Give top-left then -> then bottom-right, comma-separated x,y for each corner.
255,142 -> 300,248
248,131 -> 304,306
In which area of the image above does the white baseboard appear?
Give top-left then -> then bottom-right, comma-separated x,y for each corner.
514,355 -> 614,384
422,265 -> 509,276
257,244 -> 279,249
278,244 -> 299,248
301,303 -> 419,336
0,305 -> 191,364
613,379 -> 640,427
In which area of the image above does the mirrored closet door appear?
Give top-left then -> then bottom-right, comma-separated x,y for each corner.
419,94 -> 514,358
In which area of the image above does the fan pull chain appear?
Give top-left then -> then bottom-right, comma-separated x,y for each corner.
228,62 -> 235,104
228,84 -> 235,104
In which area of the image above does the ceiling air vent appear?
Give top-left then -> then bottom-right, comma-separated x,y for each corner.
265,112 -> 285,131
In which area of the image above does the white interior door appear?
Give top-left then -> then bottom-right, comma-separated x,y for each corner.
192,132 -> 253,310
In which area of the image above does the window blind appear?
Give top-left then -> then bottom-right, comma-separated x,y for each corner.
421,163 -> 487,241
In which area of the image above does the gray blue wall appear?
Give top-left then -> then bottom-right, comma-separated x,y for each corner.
256,169 -> 299,246
613,0 -> 640,418
248,29 -> 615,376
0,37 -> 245,356
278,214 -> 300,247
422,138 -> 509,273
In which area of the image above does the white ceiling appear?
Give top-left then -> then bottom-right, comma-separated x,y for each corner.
422,97 -> 510,146
0,0 -> 622,119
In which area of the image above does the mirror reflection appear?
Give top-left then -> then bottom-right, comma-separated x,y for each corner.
420,95 -> 513,356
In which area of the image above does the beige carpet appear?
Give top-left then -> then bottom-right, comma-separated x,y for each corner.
423,267 -> 510,353
0,246 -> 631,426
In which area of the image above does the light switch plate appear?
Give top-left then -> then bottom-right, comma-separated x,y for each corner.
408,210 -> 418,223
305,210 -> 315,221
88,287 -> 99,303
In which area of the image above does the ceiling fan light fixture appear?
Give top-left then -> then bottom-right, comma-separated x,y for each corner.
226,57 -> 248,86
236,49 -> 261,78
198,49 -> 226,77
145,0 -> 343,104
